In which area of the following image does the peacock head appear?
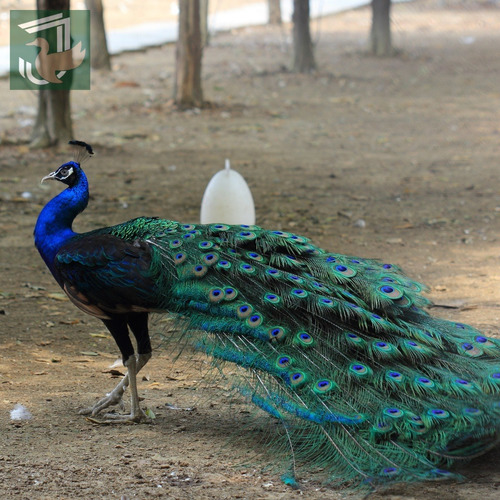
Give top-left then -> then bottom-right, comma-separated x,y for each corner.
41,161 -> 81,187
41,140 -> 93,188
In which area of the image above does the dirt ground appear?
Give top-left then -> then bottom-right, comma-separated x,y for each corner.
1,2 -> 500,499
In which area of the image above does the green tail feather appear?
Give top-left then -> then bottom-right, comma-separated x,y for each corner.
91,218 -> 500,489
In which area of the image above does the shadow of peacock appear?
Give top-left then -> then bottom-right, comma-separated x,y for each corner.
34,141 -> 500,491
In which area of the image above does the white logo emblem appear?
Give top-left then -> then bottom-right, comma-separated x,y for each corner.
18,12 -> 85,85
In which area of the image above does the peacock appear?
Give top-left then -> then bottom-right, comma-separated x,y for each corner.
34,141 -> 500,491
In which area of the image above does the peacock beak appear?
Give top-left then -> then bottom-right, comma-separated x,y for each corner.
41,171 -> 57,183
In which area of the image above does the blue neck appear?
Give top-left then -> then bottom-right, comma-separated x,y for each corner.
34,168 -> 89,275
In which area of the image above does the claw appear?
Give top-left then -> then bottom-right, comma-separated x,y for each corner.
86,409 -> 151,425
80,352 -> 152,424
103,409 -> 151,423
79,382 -> 127,416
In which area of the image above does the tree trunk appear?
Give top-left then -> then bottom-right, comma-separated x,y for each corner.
292,0 -> 315,73
370,0 -> 393,57
175,0 -> 204,109
200,0 -> 209,47
268,0 -> 282,25
31,90 -> 73,147
85,0 -> 111,70
31,0 -> 73,148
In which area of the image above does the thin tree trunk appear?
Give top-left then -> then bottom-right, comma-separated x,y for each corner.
268,0 -> 282,25
85,0 -> 111,70
292,0 -> 315,73
31,0 -> 73,148
175,0 -> 204,108
200,0 -> 209,47
370,0 -> 393,56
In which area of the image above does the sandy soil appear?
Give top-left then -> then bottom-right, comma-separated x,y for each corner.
1,2 -> 500,499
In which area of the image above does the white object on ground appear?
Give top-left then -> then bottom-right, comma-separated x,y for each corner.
200,159 -> 255,225
10,404 -> 32,421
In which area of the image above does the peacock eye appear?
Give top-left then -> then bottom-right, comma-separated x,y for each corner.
59,168 -> 69,177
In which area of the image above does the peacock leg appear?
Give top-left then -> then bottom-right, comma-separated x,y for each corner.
99,354 -> 151,423
80,313 -> 152,422
79,352 -> 151,417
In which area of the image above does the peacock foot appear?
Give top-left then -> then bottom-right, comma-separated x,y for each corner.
79,379 -> 127,416
85,408 -> 151,425
101,408 -> 151,424
81,353 -> 152,424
